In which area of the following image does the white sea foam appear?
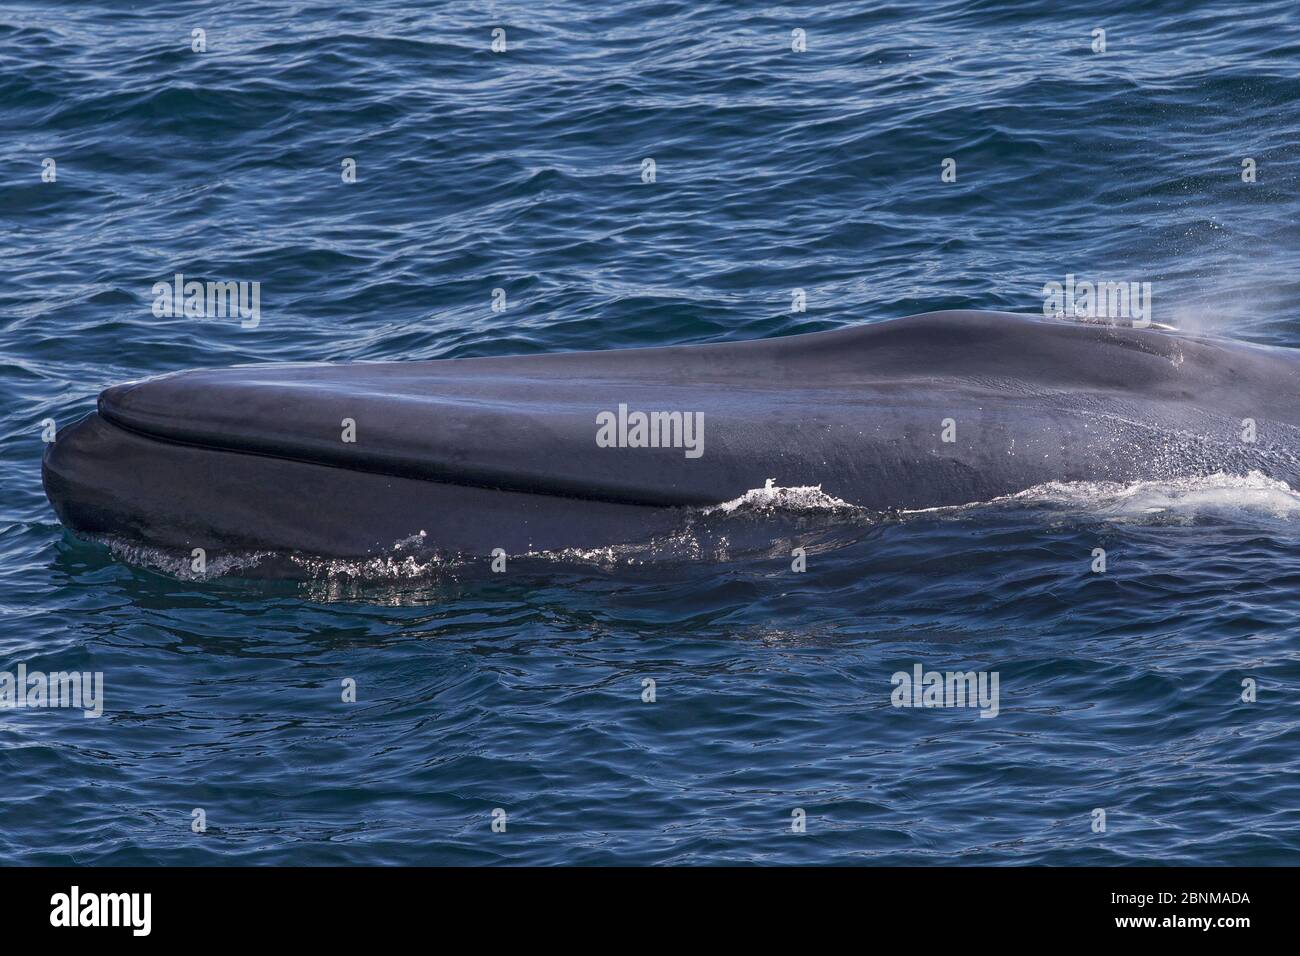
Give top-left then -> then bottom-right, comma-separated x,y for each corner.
289,553 -> 449,579
703,479 -> 855,515
706,473 -> 1300,522
917,470 -> 1300,521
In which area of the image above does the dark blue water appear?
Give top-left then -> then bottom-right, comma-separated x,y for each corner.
3,0 -> 1300,864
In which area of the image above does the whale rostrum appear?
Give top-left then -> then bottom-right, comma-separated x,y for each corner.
42,311 -> 1300,562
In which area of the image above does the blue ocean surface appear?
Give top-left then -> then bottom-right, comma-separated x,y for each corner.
2,0 -> 1300,864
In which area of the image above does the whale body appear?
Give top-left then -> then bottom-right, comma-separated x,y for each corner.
42,311 -> 1300,564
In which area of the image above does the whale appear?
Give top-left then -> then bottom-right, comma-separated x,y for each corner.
42,310 -> 1300,567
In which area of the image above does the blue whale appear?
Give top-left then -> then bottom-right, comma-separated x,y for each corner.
42,311 -> 1300,563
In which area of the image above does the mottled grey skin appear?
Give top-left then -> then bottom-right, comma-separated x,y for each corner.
42,311 -> 1300,561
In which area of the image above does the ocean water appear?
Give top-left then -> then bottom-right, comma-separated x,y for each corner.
3,0 -> 1300,865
